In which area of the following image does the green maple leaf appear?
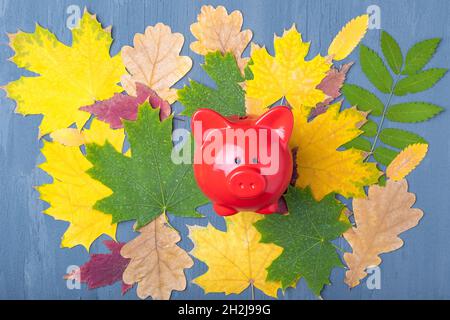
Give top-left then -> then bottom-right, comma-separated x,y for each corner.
255,187 -> 350,296
178,51 -> 245,116
86,103 -> 207,228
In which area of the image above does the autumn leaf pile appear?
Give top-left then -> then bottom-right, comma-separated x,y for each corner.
3,6 -> 445,299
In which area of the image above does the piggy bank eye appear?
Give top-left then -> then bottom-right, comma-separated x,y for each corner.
234,157 -> 241,165
252,157 -> 258,164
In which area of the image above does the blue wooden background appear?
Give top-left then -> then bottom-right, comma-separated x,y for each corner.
0,0 -> 449,300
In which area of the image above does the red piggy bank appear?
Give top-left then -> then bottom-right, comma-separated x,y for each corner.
191,106 -> 293,216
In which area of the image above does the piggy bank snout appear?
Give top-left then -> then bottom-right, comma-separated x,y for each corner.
226,168 -> 266,199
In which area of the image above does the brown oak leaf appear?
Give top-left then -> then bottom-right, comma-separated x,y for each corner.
344,179 -> 423,287
121,23 -> 192,103
190,5 -> 252,72
121,215 -> 193,300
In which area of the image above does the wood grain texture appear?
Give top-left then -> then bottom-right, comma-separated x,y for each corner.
0,0 -> 449,299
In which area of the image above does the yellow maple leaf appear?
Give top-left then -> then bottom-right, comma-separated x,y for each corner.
4,10 -> 125,137
121,23 -> 192,104
190,5 -> 253,72
292,102 -> 381,201
386,143 -> 428,181
245,25 -> 331,116
50,128 -> 86,147
189,212 -> 282,298
38,119 -> 125,251
328,15 -> 369,61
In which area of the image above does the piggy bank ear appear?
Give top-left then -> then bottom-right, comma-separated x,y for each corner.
256,106 -> 293,144
191,109 -> 230,144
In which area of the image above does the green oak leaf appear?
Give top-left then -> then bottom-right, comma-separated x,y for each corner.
386,102 -> 444,123
402,38 -> 441,75
360,45 -> 393,93
86,103 -> 207,228
379,128 -> 427,149
178,51 -> 245,116
381,31 -> 403,74
342,84 -> 384,116
254,187 -> 350,296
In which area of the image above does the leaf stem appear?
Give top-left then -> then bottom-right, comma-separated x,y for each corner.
332,243 -> 345,253
367,73 -> 402,160
250,282 -> 255,300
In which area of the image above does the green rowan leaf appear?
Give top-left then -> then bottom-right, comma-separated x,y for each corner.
394,68 -> 447,96
402,38 -> 441,75
373,146 -> 398,166
86,104 -> 207,228
386,102 -> 444,122
342,84 -> 384,116
378,174 -> 387,187
178,51 -> 245,116
360,119 -> 378,137
343,136 -> 372,152
254,187 -> 350,296
381,31 -> 403,74
379,128 -> 427,149
360,45 -> 393,93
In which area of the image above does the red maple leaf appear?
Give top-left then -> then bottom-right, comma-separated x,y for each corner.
81,83 -> 171,129
311,62 -> 353,119
65,240 -> 132,295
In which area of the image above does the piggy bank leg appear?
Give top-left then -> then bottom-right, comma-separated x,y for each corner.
213,203 -> 238,216
256,203 -> 279,215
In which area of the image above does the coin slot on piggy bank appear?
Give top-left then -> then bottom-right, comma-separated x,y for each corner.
191,106 -> 294,216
